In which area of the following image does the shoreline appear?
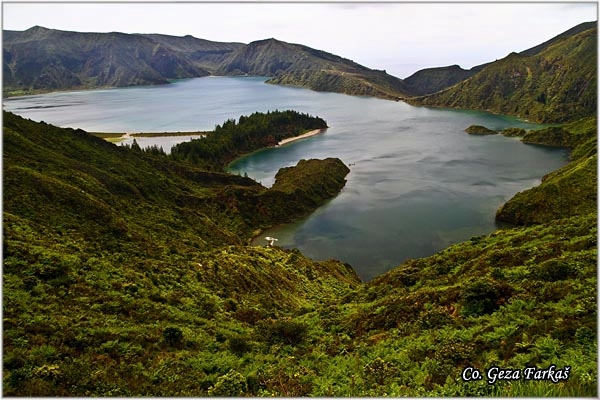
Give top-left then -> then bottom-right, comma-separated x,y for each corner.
93,131 -> 207,143
278,128 -> 325,146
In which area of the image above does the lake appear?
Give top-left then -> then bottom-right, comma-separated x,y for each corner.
4,77 -> 569,281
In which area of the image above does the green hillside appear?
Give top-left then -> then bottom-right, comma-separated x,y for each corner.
410,23 -> 597,123
3,105 -> 597,396
403,22 -> 596,97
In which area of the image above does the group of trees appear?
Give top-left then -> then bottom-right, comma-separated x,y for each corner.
169,110 -> 327,170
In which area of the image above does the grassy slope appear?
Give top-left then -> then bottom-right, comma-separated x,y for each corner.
3,111 -> 597,396
409,26 -> 597,123
218,38 -> 410,100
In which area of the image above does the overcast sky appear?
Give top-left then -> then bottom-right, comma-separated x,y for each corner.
2,2 -> 597,78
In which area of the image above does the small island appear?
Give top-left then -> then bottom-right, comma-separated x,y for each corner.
465,124 -> 498,135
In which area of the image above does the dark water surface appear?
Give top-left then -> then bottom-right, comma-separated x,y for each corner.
4,77 -> 568,281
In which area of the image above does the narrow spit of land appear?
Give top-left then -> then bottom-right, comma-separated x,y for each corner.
91,131 -> 208,143
92,128 -> 324,145
277,128 -> 325,146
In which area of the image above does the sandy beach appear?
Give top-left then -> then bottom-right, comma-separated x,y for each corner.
277,128 -> 325,146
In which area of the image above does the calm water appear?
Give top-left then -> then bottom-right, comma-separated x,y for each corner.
4,77 -> 568,281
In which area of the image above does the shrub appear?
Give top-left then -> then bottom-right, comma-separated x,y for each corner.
228,335 -> 252,356
418,307 -> 453,329
208,369 -> 247,397
363,357 -> 397,387
33,364 -> 62,381
232,308 -> 265,325
575,326 -> 596,349
162,327 -> 183,347
460,279 -> 503,317
533,259 -> 576,282
255,319 -> 308,345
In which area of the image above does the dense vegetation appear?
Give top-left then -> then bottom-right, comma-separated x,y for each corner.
1,110 -> 357,395
169,110 -> 327,170
496,117 -> 597,225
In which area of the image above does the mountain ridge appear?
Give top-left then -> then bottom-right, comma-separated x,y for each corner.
3,26 -> 213,91
407,22 -> 597,123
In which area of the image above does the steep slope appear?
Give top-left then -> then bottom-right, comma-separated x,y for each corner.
403,21 -> 596,96
334,116 -> 597,396
496,117 -> 597,225
217,38 -> 410,99
138,33 -> 244,71
345,212 -> 596,396
3,20 -> 597,397
409,23 -> 597,123
3,111 -> 360,396
519,20 -> 598,57
3,26 -> 212,94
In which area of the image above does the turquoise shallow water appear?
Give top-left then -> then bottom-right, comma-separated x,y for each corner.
4,77 -> 569,281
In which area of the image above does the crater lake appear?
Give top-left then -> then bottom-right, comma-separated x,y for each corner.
4,77 -> 569,281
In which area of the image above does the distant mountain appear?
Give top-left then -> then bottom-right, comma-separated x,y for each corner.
2,27 -> 410,99
216,38 -> 410,99
3,21 -> 598,397
403,64 -> 488,96
2,26 -> 215,93
408,22 -> 597,123
401,21 -> 597,98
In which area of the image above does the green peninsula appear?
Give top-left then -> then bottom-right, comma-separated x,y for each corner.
169,110 -> 328,170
